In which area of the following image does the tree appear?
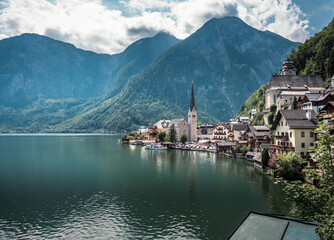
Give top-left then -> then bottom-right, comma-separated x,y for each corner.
168,124 -> 177,143
180,134 -> 187,144
267,104 -> 277,126
157,131 -> 166,142
284,119 -> 334,239
274,152 -> 307,181
261,148 -> 270,167
241,145 -> 250,156
292,96 -> 298,109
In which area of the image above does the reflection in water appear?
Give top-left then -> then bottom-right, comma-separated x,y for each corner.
0,135 -> 289,239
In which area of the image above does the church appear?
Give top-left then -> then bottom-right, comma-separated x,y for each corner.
165,82 -> 198,142
265,58 -> 325,110
188,82 -> 198,142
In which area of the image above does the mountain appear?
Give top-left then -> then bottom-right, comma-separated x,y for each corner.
106,32 -> 181,98
238,18 -> 334,122
0,32 -> 180,132
56,17 -> 300,133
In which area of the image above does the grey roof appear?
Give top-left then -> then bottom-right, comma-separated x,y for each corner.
304,93 -> 321,101
272,110 -> 318,129
268,75 -> 324,89
231,124 -> 249,131
217,142 -> 236,146
229,212 -> 321,240
217,122 -> 230,129
248,125 -> 271,138
325,86 -> 334,94
198,123 -> 214,128
317,92 -> 332,101
189,82 -> 196,111
169,118 -> 187,126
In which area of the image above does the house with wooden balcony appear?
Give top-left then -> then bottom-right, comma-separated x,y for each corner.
247,125 -> 272,151
212,122 -> 231,141
301,92 -> 334,113
271,109 -> 318,157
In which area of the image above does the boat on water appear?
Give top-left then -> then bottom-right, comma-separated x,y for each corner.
145,144 -> 167,150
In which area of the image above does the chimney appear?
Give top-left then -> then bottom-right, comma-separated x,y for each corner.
306,110 -> 312,121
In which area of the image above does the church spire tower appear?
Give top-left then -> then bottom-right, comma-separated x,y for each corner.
188,81 -> 197,142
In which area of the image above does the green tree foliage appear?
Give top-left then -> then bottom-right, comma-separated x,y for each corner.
261,148 -> 270,167
292,97 -> 298,110
168,124 -> 177,143
157,131 -> 166,142
284,119 -> 334,239
289,18 -> 334,87
274,152 -> 307,181
180,134 -> 188,144
238,84 -> 268,124
267,104 -> 277,126
240,145 -> 250,156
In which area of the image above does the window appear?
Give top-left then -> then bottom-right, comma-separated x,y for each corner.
301,152 -> 304,157
301,132 -> 305,137
310,143 -> 314,147
285,122 -> 287,126
301,143 -> 305,148
310,132 -> 313,137
277,132 -> 279,136
192,115 -> 195,117
290,132 -> 292,138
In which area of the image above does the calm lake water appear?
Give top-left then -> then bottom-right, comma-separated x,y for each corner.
0,134 -> 288,239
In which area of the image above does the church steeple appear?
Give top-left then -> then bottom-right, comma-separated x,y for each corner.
189,81 -> 196,111
188,81 -> 197,142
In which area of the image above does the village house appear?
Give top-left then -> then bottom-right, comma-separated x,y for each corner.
271,109 -> 318,157
265,59 -> 325,110
197,123 -> 214,140
146,126 -> 158,141
301,92 -> 334,113
212,122 -> 231,141
247,125 -> 272,151
231,123 -> 248,145
154,120 -> 170,133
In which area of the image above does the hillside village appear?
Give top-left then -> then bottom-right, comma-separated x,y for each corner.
124,58 -> 334,173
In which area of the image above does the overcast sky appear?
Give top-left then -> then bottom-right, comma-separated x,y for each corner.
0,0 -> 333,54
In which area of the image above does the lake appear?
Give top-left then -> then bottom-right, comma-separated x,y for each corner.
0,134 -> 288,239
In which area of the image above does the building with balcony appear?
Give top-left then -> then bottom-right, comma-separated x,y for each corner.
271,110 -> 318,157
247,125 -> 272,151
212,122 -> 231,141
301,92 -> 334,113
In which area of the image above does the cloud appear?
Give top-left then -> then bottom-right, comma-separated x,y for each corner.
0,0 -> 309,54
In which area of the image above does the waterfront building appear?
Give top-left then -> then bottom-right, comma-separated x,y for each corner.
188,82 -> 197,142
154,120 -> 171,133
231,123 -> 248,143
212,122 -> 231,141
247,125 -> 272,151
197,123 -> 214,140
168,118 -> 189,141
146,126 -> 158,141
271,110 -> 318,157
265,59 -> 325,109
